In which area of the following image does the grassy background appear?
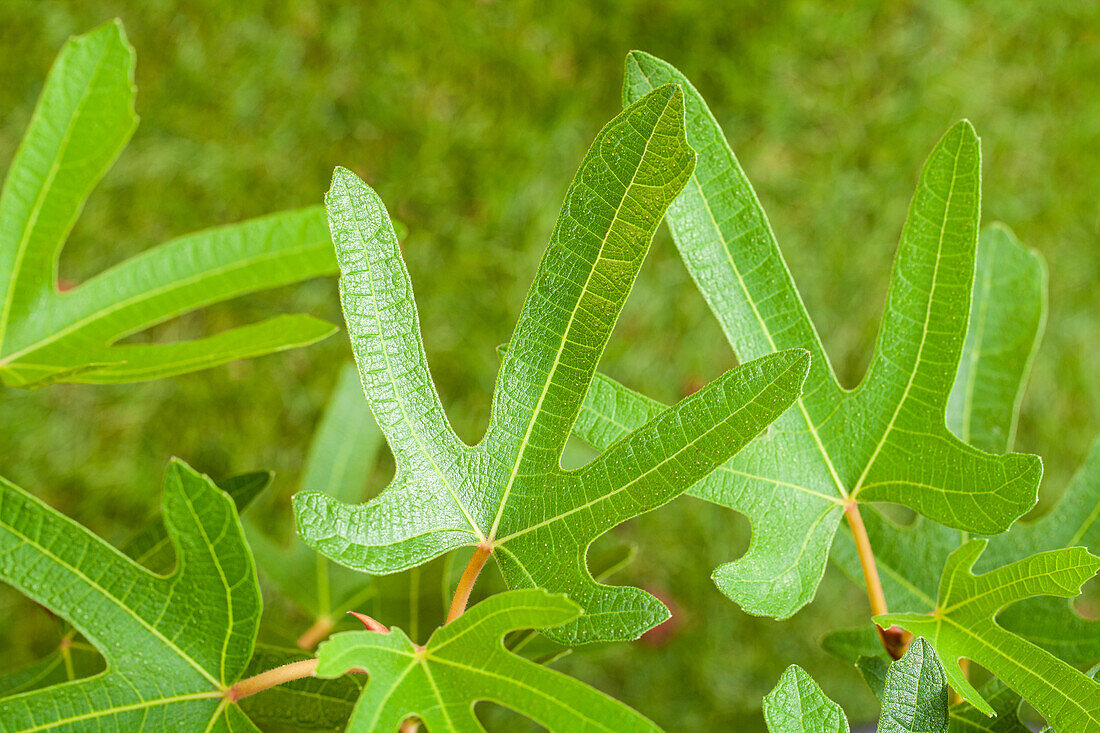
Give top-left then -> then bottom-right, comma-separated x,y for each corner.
1,0 -> 1098,729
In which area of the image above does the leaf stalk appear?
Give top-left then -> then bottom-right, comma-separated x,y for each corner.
297,616 -> 334,650
844,500 -> 908,659
225,658 -> 319,702
446,542 -> 493,623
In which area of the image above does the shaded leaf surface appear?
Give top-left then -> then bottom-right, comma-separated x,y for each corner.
0,460 -> 264,731
571,51 -> 1041,620
948,680 -> 1030,733
0,470 -> 270,700
315,589 -> 660,732
0,21 -> 336,388
294,86 -> 811,643
877,540 -> 1100,730
945,224 -> 1046,454
764,638 -> 947,733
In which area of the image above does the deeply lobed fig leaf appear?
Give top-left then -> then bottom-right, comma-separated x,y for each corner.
877,540 -> 1100,730
0,461 -> 266,730
571,51 -> 1042,620
315,589 -> 660,732
0,21 -> 337,388
294,85 -> 811,644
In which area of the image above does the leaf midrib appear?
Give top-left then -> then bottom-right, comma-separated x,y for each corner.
494,360 -> 801,545
337,174 -> 482,540
177,484 -> 238,686
850,130 -> 966,499
580,382 -> 844,505
487,93 -> 674,540
0,513 -> 222,688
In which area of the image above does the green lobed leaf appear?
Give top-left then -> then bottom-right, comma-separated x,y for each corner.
944,224 -> 1047,454
294,85 -> 812,643
570,51 -> 1041,620
763,638 -> 948,733
0,470 -> 271,700
877,540 -> 1100,730
763,666 -> 849,733
831,222 -> 1046,617
0,21 -> 337,388
0,460 -> 265,731
833,433 -> 1100,665
830,225 -> 1098,719
315,588 -> 661,732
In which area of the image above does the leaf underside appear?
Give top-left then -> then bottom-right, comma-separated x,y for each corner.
294,84 -> 811,644
569,50 -> 1041,620
0,21 -> 337,388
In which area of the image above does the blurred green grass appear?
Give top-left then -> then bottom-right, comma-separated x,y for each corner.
0,1 -> 1097,729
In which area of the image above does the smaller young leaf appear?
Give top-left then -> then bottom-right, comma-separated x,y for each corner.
315,589 -> 661,732
877,540 -> 1100,730
763,666 -> 849,733
828,633 -> 1032,732
878,638 -> 948,733
764,638 -> 948,733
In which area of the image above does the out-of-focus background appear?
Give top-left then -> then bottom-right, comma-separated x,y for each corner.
0,1 -> 1097,729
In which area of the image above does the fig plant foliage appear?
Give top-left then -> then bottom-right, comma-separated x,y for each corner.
293,85 -> 811,646
576,51 -> 1043,620
0,22 -> 1098,733
0,20 -> 337,388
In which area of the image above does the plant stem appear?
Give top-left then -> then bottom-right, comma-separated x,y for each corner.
446,543 -> 492,624
400,719 -> 420,733
225,659 -> 319,702
297,616 -> 334,650
844,500 -> 908,659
